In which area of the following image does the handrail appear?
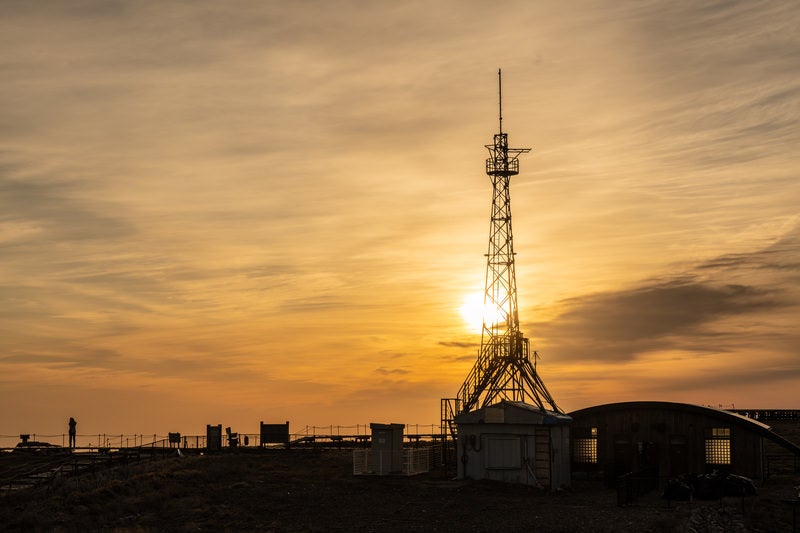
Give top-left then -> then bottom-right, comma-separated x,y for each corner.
1,424 -> 450,451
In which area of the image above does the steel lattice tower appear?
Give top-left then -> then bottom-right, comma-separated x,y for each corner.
442,71 -> 560,435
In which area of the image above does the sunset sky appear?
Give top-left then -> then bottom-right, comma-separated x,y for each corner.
2,1 -> 798,440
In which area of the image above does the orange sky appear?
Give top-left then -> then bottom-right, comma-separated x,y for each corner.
1,1 -> 798,441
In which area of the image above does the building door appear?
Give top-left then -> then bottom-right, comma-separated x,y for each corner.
668,435 -> 688,476
640,441 -> 660,490
641,442 -> 659,472
613,436 -> 633,477
534,427 -> 551,488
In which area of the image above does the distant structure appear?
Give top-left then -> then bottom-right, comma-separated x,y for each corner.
442,70 -> 561,433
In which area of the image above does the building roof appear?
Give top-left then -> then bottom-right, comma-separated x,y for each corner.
455,400 -> 573,426
569,401 -> 800,456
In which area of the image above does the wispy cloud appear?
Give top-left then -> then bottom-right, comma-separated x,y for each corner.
1,0 -> 798,432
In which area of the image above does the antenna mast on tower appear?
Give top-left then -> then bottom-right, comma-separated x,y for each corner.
442,70 -> 560,436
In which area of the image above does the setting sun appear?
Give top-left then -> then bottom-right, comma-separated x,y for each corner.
459,291 -> 507,334
459,292 -> 484,333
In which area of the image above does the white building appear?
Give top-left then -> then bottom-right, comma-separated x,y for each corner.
455,401 -> 572,489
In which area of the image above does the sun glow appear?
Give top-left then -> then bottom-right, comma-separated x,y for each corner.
459,292 -> 484,333
459,292 -> 505,334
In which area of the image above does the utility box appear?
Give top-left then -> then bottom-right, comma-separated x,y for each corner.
370,423 -> 404,474
260,421 -> 290,447
206,424 -> 222,451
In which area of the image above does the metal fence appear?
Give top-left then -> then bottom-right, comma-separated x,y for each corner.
1,433 -> 213,451
1,433 -> 167,451
352,447 -> 433,476
1,424 -> 445,452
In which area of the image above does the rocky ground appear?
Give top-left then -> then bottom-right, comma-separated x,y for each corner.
1,448 -> 798,532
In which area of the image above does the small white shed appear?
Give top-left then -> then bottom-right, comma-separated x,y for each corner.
455,401 -> 572,489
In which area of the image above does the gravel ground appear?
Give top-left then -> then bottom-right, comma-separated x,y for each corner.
1,449 -> 798,532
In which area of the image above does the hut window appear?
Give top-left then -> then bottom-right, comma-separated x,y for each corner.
485,436 -> 521,469
705,427 -> 731,465
574,427 -> 598,463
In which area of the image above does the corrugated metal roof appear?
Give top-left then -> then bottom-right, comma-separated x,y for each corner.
568,401 -> 800,456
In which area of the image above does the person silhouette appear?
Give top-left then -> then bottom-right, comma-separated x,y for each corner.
68,417 -> 77,449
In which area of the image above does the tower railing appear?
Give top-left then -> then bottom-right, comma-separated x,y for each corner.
440,398 -> 461,438
486,157 -> 519,176
457,342 -> 498,412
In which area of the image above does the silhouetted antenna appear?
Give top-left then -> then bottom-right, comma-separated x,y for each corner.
498,68 -> 503,135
